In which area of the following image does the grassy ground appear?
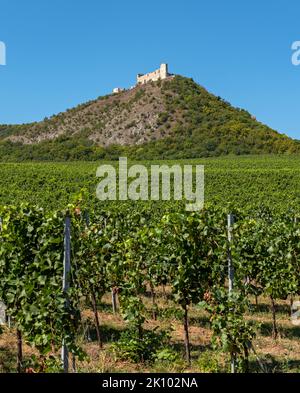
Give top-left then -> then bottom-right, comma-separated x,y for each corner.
1,288 -> 300,373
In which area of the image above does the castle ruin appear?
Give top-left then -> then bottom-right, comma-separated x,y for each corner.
112,64 -> 172,93
137,63 -> 170,85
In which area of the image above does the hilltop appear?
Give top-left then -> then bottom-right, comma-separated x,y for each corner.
0,76 -> 299,160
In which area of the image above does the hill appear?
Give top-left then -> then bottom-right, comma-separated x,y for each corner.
0,76 -> 299,160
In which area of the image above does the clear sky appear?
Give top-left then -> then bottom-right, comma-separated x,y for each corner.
1,0 -> 300,139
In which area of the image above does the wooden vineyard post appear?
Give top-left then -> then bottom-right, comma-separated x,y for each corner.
290,217 -> 299,315
17,329 -> 23,373
72,354 -> 76,373
227,213 -> 235,373
0,218 -> 11,329
62,214 -> 71,373
112,288 -> 118,314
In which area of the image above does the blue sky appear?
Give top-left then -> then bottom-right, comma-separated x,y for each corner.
1,0 -> 300,138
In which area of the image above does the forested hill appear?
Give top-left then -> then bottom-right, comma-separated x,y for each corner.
0,76 -> 299,161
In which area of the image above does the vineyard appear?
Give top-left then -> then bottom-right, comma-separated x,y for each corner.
1,155 -> 300,210
0,156 -> 300,373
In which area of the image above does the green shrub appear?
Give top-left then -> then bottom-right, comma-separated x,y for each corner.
197,351 -> 222,373
154,348 -> 179,362
112,328 -> 170,363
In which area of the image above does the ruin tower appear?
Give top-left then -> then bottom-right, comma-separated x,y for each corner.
160,63 -> 168,79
